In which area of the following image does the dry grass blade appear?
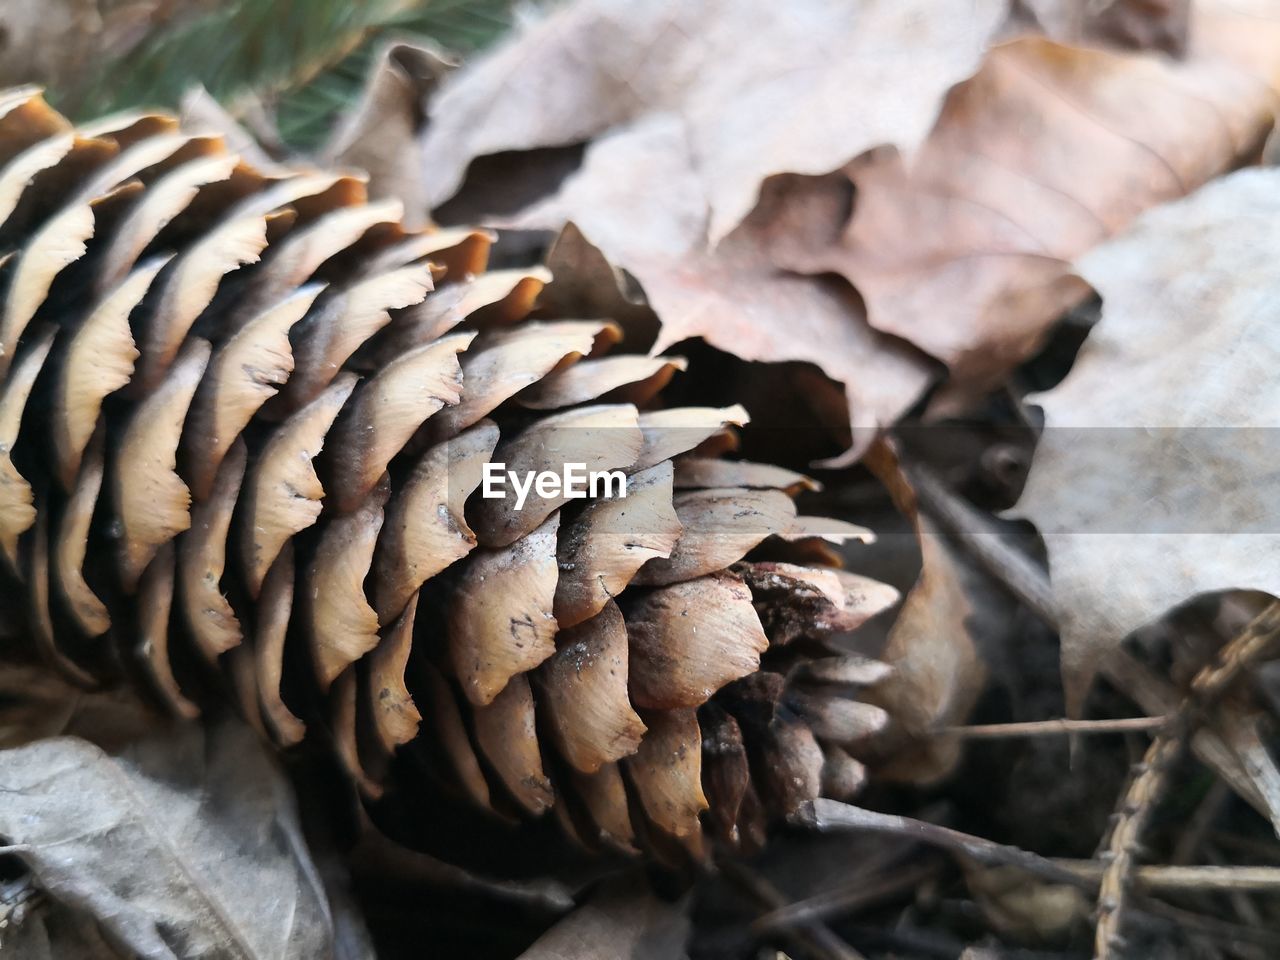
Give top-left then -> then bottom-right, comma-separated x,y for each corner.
944,717 -> 1168,739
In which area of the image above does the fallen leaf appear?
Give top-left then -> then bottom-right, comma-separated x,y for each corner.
420,0 -> 1007,244
771,36 -> 1277,409
508,118 -> 937,464
1191,0 -> 1280,93
2,895 -> 127,959
0,658 -> 158,751
324,42 -> 454,229
516,875 -> 690,960
180,86 -> 282,173
1013,0 -> 1191,54
1013,168 -> 1280,715
0,717 -> 371,959
857,440 -> 986,783
534,223 -> 660,350
0,1 -> 192,91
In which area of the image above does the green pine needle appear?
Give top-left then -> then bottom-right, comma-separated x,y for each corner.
52,0 -> 519,151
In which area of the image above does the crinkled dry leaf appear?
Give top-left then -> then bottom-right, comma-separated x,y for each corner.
861,441 -> 985,783
772,36 -> 1277,408
0,717 -> 370,960
0,1 -> 189,91
422,0 -> 1005,243
1014,0 -> 1190,53
324,43 -> 454,229
2,896 -> 128,959
510,135 -> 936,464
1014,169 -> 1280,715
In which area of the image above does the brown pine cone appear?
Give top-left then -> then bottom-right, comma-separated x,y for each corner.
0,89 -> 899,862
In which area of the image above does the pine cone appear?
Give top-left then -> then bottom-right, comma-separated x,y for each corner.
0,89 -> 900,862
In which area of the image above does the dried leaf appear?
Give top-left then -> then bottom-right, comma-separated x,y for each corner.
1014,169 -> 1280,715
772,36 -> 1277,407
422,0 -> 1005,243
508,120 -> 936,464
324,43 -> 454,229
0,718 -> 370,960
516,875 -> 689,960
1013,0 -> 1190,53
861,441 -> 986,783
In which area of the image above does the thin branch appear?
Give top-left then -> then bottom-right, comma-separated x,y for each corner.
944,717 -> 1167,739
750,860 -> 940,933
794,799 -> 1091,891
1054,860 -> 1280,893
719,859 -> 868,960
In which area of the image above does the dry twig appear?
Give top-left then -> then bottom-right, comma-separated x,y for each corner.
1094,601 -> 1280,959
944,717 -> 1167,739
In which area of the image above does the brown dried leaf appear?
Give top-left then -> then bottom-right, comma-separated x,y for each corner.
422,0 -> 1005,243
1014,0 -> 1190,54
1014,170 -> 1280,715
509,127 -> 936,464
772,36 -> 1277,407
862,441 -> 986,783
1191,0 -> 1280,93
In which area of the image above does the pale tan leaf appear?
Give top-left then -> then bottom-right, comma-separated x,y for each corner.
861,441 -> 986,783
1014,169 -> 1280,715
324,43 -> 454,229
0,719 -> 357,960
422,0 -> 1005,242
